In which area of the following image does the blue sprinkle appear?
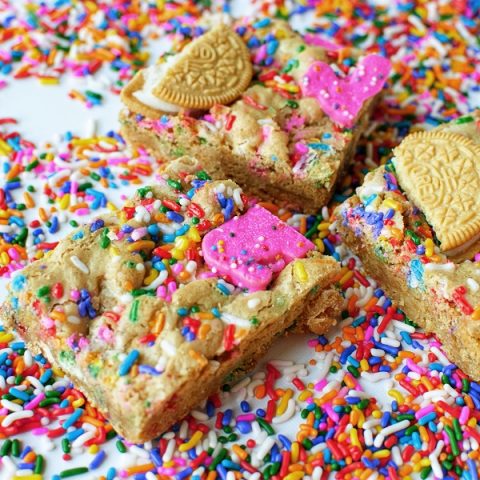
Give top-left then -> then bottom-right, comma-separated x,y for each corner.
119,350 -> 140,376
63,408 -> 84,429
89,450 -> 106,470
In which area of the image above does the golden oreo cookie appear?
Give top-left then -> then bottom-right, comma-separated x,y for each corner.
393,130 -> 480,255
152,24 -> 252,110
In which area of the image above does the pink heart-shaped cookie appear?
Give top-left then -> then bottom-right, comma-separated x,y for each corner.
302,54 -> 391,128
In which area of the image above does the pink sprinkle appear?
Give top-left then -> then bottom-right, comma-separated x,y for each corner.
75,208 -> 90,216
415,404 -> 434,420
459,406 -> 471,425
70,289 -> 80,301
32,427 -> 49,435
314,378 -> 328,391
236,414 -> 255,422
7,248 -> 20,260
25,392 -> 45,410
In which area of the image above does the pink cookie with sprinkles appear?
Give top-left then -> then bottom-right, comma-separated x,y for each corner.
203,205 -> 315,291
1,157 -> 341,443
119,19 -> 390,213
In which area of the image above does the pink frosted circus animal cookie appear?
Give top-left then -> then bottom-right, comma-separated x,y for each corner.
302,54 -> 391,128
202,205 -> 315,291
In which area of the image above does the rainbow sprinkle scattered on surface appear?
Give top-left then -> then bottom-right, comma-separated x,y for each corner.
1,0 -> 480,478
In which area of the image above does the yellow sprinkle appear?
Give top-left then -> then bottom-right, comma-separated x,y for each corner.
50,310 -> 66,322
39,77 -> 59,85
372,409 -> 382,419
293,261 -> 308,283
232,444 -> 247,460
58,193 -> 70,210
0,333 -> 14,343
126,240 -> 155,252
276,389 -> 293,416
314,239 -> 325,253
383,198 -> 402,211
72,398 -> 85,408
109,246 -> 120,256
144,269 -> 159,286
0,251 -> 10,265
360,359 -> 369,371
291,441 -> 299,463
350,428 -> 361,448
12,476 -> 42,480
339,270 -> 354,286
284,473 -> 305,480
107,202 -> 117,211
390,227 -> 404,240
388,389 -> 405,404
425,238 -> 434,257
360,469 -> 373,480
179,431 -> 203,452
23,191 -> 35,209
317,222 -> 331,231
174,236 -> 190,251
373,449 -> 391,459
298,389 -> 312,402
88,444 -> 100,454
187,226 -> 200,242
171,248 -> 185,260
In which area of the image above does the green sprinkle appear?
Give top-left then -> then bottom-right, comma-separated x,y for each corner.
420,467 -> 432,479
302,438 -> 313,450
106,429 -> 117,440
100,228 -> 111,249
39,397 -> 60,407
27,185 -> 36,192
250,316 -> 259,326
167,178 -> 182,190
209,448 -> 227,471
78,182 -> 93,192
34,454 -> 44,474
129,300 -> 139,322
455,115 -> 474,124
452,418 -> 463,441
70,220 -> 79,227
90,172 -> 101,181
116,440 -> 127,453
60,467 -> 89,478
37,286 -> 50,298
25,159 -> 40,171
347,365 -> 360,378
197,170 -> 210,181
257,417 -> 275,435
61,438 -> 71,454
444,425 -> 460,456
0,439 -> 12,456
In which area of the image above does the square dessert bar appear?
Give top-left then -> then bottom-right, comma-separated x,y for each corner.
336,111 -> 480,379
2,157 -> 341,443
119,19 -> 390,213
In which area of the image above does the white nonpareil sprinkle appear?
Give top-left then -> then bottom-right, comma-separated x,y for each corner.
70,255 -> 89,274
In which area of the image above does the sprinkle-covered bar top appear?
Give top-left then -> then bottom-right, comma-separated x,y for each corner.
119,18 -> 390,213
2,156 -> 340,443
1,0 -> 480,478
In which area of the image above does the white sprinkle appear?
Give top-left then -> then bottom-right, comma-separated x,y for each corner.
429,452 -> 443,478
160,340 -> 176,357
444,384 -> 459,398
392,320 -> 415,333
424,262 -> 455,273
430,346 -> 450,365
190,410 -> 209,421
2,409 -> 34,427
255,436 -> 276,460
221,312 -> 251,328
467,278 -> 480,293
67,315 -> 81,324
162,439 -> 176,462
247,298 -> 261,310
1,399 -> 23,412
272,398 -> 296,424
146,270 -> 168,290
378,419 -> 410,439
71,430 -> 96,448
70,255 -> 89,274
231,377 -> 251,393
233,188 -> 244,209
